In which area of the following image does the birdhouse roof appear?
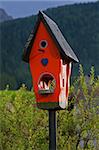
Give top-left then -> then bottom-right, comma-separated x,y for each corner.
23,11 -> 79,63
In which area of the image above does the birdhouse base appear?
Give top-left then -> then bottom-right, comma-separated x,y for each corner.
37,102 -> 65,110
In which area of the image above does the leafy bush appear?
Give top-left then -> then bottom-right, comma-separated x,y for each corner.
0,67 -> 99,150
0,87 -> 48,150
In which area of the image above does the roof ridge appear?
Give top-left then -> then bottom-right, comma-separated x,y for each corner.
23,11 -> 79,63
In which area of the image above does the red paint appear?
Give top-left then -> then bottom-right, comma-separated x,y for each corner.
29,21 -> 71,109
29,21 -> 61,103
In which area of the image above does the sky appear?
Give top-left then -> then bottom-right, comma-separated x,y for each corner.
0,0 -> 98,18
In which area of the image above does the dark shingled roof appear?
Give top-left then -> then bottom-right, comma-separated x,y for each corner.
22,11 -> 79,63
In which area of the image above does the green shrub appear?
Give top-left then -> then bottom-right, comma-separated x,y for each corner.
0,67 -> 99,150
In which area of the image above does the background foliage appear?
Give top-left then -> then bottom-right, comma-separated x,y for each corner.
0,67 -> 99,150
0,1 -> 99,89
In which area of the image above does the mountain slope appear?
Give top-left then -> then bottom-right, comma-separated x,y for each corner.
0,8 -> 13,22
0,1 -> 99,89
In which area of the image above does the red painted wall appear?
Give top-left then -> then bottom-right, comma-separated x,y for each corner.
29,21 -> 61,103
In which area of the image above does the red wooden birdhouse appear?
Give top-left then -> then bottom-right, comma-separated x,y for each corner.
23,11 -> 79,110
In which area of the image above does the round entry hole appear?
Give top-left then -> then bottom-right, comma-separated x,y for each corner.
40,40 -> 48,48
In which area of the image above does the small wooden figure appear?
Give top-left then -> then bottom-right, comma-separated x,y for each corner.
23,11 -> 79,110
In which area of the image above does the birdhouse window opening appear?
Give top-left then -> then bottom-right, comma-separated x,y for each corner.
38,73 -> 56,94
40,40 -> 48,49
63,78 -> 64,87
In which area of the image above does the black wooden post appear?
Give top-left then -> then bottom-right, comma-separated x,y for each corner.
49,110 -> 57,150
